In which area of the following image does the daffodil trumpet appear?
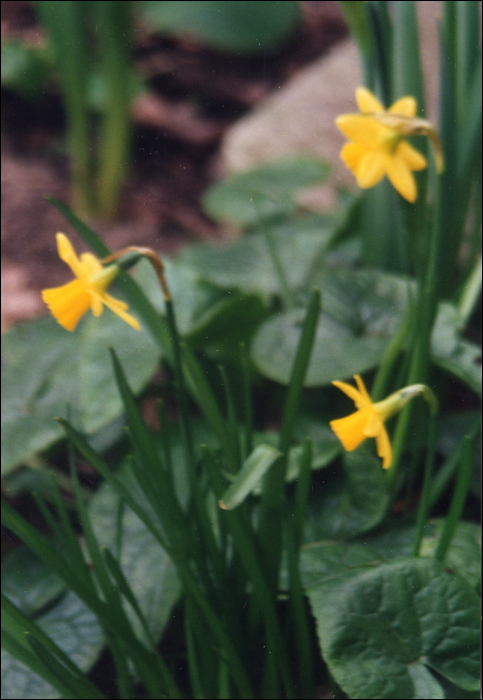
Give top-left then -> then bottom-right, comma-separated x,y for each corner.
336,87 -> 443,203
330,374 -> 437,469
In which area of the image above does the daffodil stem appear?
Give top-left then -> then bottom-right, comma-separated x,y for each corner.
165,300 -> 226,589
371,294 -> 413,402
263,228 -> 296,309
94,1 -> 132,219
434,434 -> 476,562
412,413 -> 438,556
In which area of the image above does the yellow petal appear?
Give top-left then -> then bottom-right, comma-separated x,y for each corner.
354,375 -> 372,405
330,406 -> 373,451
385,153 -> 418,202
101,292 -> 141,330
336,115 -> 384,146
388,96 -> 417,117
332,380 -> 366,407
397,141 -> 427,171
375,425 -> 392,469
42,280 -> 91,331
356,87 -> 385,114
355,151 -> 386,188
340,142 -> 366,171
79,252 -> 104,278
56,233 -> 86,280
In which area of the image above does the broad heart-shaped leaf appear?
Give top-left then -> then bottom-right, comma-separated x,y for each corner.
296,520 -> 481,593
306,557 -> 481,698
431,303 -> 482,397
1,307 -> 159,474
202,158 -> 330,226
142,0 -> 299,54
132,257 -> 268,349
304,449 -> 389,541
88,463 -> 181,644
251,269 -> 483,389
251,269 -> 409,386
1,548 -> 103,700
177,214 -> 338,295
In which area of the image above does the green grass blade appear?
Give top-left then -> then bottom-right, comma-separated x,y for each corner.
218,444 -> 282,511
93,1 -> 132,218
2,596 -> 105,700
36,2 -> 92,214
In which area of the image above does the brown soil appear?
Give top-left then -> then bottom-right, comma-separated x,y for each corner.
1,1 -> 347,329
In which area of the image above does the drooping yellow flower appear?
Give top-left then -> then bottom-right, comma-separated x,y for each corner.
336,87 -> 430,203
330,375 -> 435,469
42,233 -> 140,331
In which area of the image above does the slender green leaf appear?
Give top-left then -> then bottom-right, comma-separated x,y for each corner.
219,444 -> 282,510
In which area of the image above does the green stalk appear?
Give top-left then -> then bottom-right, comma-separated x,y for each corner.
259,290 -> 320,591
36,2 -> 92,213
286,438 -> 313,697
388,174 -> 443,488
202,447 -> 295,699
371,292 -> 413,402
429,416 -> 481,509
94,1 -> 132,218
434,434 -> 476,561
338,1 -> 376,88
241,343 -> 254,459
413,413 -> 438,556
263,225 -> 295,309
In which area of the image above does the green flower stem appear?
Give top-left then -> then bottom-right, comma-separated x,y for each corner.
371,293 -> 413,402
388,173 -> 443,488
413,413 -> 438,556
259,290 -> 320,593
286,525 -> 314,698
94,1 -> 132,218
37,2 -> 92,214
338,1 -> 376,89
429,416 -> 480,509
263,226 -> 296,309
241,343 -> 254,459
202,447 -> 296,699
434,434 -> 476,562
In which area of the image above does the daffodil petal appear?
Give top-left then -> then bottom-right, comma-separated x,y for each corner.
102,292 -> 141,330
330,406 -> 373,451
397,141 -> 427,171
340,142 -> 366,170
356,87 -> 385,114
353,375 -> 372,404
336,114 -> 384,146
388,96 -> 417,117
375,425 -> 392,469
332,380 -> 366,407
79,252 -> 104,277
55,233 -> 86,280
355,151 -> 386,188
385,153 -> 418,202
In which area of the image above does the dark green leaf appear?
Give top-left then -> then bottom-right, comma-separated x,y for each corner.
142,0 -> 300,54
202,157 -> 330,226
307,557 -> 481,698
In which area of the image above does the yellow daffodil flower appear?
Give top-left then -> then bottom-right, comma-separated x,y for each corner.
330,374 -> 436,469
336,87 -> 436,203
42,233 -> 140,331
